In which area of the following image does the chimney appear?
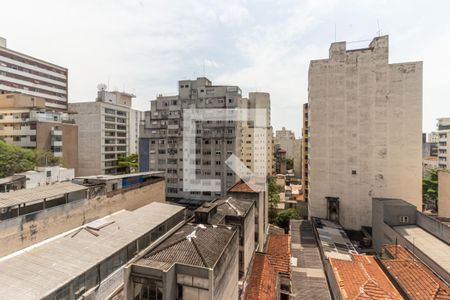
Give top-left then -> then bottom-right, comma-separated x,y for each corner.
0,37 -> 6,48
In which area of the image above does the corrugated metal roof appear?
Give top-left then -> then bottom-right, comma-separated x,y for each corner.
0,202 -> 184,300
0,182 -> 88,208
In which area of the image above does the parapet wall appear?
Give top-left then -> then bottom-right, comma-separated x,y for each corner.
0,179 -> 165,257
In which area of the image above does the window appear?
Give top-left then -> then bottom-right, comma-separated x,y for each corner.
227,140 -> 233,145
399,216 -> 409,223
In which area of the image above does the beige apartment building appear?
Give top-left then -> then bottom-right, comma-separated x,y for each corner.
241,92 -> 274,177
307,36 -> 422,230
436,118 -> 450,170
0,93 -> 78,170
69,88 -> 143,176
0,37 -> 68,111
301,103 -> 309,202
275,127 -> 296,159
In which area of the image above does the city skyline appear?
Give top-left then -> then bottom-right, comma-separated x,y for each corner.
1,0 -> 449,136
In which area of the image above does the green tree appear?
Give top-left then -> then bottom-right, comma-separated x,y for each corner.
274,208 -> 299,229
118,153 -> 139,173
285,158 -> 294,170
268,177 -> 283,223
0,140 -> 36,177
35,150 -> 60,167
423,168 -> 438,211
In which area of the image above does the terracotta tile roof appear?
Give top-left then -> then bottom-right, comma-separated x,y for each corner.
228,178 -> 265,193
244,253 -> 277,300
267,234 -> 291,274
330,254 -> 403,299
424,156 -> 438,161
382,245 -> 450,300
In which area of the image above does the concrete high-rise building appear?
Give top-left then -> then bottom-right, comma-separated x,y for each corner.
293,138 -> 302,178
301,103 -> 309,202
436,118 -> 450,170
275,127 -> 296,159
140,77 -> 248,202
307,36 -> 422,230
0,93 -> 78,170
241,92 -> 274,177
69,88 -> 143,176
0,37 -> 68,111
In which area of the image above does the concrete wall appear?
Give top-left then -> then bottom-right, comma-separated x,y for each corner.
69,102 -> 102,176
438,171 -> 450,218
308,36 -> 422,230
213,231 -> 239,300
242,204 -> 255,278
0,180 -> 165,256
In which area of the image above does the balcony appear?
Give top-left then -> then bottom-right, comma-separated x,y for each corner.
51,140 -> 63,147
51,129 -> 63,136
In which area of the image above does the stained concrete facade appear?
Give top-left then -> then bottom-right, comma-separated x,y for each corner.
275,127 -> 296,159
438,171 -> 450,218
308,36 -> 422,230
0,177 -> 165,256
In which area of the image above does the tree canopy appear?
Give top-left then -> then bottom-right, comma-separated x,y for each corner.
118,153 -> 139,173
274,208 -> 299,229
423,168 -> 439,212
0,140 -> 60,178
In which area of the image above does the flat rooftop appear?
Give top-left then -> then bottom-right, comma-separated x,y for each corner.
290,220 -> 331,300
313,218 -> 356,261
0,202 -> 184,299
394,225 -> 450,274
0,182 -> 88,209
74,171 -> 164,181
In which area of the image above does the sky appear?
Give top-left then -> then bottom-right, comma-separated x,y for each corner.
1,0 -> 449,137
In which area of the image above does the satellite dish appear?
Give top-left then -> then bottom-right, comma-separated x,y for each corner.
97,83 -> 107,91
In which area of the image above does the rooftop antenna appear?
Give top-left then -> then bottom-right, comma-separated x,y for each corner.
377,19 -> 382,36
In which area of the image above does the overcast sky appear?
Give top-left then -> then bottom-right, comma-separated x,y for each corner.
1,0 -> 449,136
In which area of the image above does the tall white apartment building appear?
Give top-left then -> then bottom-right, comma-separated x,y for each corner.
437,118 -> 450,169
69,88 -> 143,176
0,37 -> 68,111
307,36 -> 422,230
241,92 -> 274,177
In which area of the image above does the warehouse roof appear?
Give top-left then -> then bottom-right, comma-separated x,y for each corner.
0,202 -> 184,300
0,181 -> 88,209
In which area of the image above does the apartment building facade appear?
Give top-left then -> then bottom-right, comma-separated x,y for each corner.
241,92 -> 274,177
140,77 -> 249,202
0,37 -> 68,111
0,93 -> 78,169
275,127 -> 296,159
436,118 -> 450,169
307,36 -> 422,230
301,103 -> 309,202
69,88 -> 143,176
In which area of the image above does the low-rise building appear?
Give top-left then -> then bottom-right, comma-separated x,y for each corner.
228,179 -> 268,252
194,197 -> 255,279
0,93 -> 78,170
372,198 -> 450,283
244,232 -> 291,300
380,245 -> 450,299
123,222 -> 239,300
0,171 -> 166,256
290,220 -> 331,300
0,202 -> 185,300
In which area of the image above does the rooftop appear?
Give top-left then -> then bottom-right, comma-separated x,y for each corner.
266,233 -> 291,274
0,202 -> 184,299
0,181 -> 88,209
290,220 -> 331,300
329,254 -> 403,299
314,218 -> 357,261
228,178 -> 265,193
393,225 -> 450,275
382,245 -> 450,299
244,253 -> 277,300
137,223 -> 236,270
207,197 -> 254,224
74,171 -> 164,181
